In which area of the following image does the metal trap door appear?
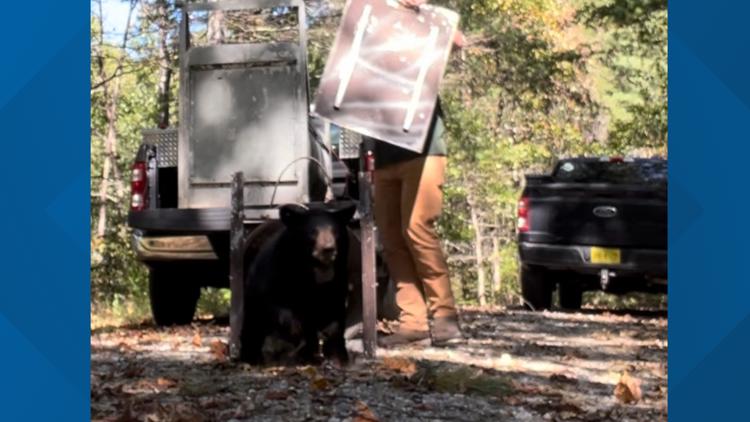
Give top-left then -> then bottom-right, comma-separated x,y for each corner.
178,0 -> 312,210
190,50 -> 305,176
182,48 -> 309,209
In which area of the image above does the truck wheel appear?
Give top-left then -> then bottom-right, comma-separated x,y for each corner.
558,282 -> 583,310
149,265 -> 201,326
521,265 -> 553,310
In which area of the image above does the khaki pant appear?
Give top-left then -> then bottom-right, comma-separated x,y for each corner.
374,156 -> 457,331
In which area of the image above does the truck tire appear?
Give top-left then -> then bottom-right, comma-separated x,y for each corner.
149,265 -> 201,326
558,282 -> 583,310
521,265 -> 553,310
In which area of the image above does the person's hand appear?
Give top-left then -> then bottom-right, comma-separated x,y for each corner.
453,29 -> 466,49
399,0 -> 428,8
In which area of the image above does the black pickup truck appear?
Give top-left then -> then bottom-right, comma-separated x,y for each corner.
517,157 -> 667,310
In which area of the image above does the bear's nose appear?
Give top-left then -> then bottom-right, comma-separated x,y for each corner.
321,246 -> 336,256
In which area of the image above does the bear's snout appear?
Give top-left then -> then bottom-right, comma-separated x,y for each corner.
313,229 -> 338,266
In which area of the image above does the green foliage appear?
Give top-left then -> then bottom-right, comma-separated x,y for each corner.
90,0 -> 667,318
415,362 -> 512,397
91,2 -> 169,315
432,0 -> 666,304
583,291 -> 667,310
307,0 -> 346,93
196,288 -> 232,318
433,0 -> 603,301
91,72 -> 155,308
580,0 -> 667,152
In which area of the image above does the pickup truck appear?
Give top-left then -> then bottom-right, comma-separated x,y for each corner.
517,157 -> 667,310
127,122 -> 355,326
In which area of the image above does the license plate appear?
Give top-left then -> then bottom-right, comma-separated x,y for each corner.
590,247 -> 621,264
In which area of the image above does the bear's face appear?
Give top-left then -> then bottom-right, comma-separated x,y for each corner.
280,203 -> 357,268
307,217 -> 339,266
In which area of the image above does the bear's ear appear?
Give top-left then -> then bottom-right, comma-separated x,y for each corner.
331,202 -> 357,224
279,204 -> 309,227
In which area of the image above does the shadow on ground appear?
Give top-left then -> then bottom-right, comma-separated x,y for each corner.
91,308 -> 667,421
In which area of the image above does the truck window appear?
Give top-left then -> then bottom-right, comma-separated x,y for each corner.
553,160 -> 668,185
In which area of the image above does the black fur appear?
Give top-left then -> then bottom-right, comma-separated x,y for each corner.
239,202 -> 356,365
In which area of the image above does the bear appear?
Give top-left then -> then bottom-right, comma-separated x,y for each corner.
239,201 -> 357,365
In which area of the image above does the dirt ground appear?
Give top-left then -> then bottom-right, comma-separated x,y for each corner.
91,307 -> 667,421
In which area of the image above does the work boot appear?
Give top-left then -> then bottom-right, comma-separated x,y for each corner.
377,327 -> 431,348
431,316 -> 464,346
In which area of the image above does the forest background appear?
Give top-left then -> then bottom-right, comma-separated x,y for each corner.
90,0 -> 667,323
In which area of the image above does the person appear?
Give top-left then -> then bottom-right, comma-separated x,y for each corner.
371,0 -> 465,347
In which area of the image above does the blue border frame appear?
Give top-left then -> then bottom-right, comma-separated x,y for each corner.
0,2 -> 90,420
670,0 -> 750,420
0,0 -> 748,419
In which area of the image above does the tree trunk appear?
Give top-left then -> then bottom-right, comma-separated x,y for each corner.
492,236 -> 501,294
96,83 -> 123,238
469,200 -> 486,306
93,0 -> 134,238
208,9 -> 226,44
156,1 -> 173,128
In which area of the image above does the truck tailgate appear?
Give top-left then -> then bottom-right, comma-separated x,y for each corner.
523,183 -> 667,249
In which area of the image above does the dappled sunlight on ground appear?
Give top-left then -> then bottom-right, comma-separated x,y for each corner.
91,307 -> 666,421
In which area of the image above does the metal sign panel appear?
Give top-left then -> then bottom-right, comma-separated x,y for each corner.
313,0 -> 459,153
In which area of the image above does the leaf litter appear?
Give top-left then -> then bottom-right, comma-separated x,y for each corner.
92,308 -> 666,421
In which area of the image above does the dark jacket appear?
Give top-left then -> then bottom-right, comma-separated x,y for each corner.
369,100 -> 447,169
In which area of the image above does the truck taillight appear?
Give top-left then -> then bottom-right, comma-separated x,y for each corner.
518,197 -> 529,233
131,161 -> 148,211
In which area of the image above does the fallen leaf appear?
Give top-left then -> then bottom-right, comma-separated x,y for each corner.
265,390 -> 289,401
170,403 -> 207,422
554,401 -> 584,415
114,401 -> 138,422
122,363 -> 144,378
198,396 -> 228,410
353,400 -> 379,422
504,395 -> 522,406
311,376 -> 332,391
511,382 -> 545,395
192,333 -> 202,347
179,378 -> 225,397
614,371 -> 643,404
380,357 -> 417,377
562,349 -> 587,360
156,377 -> 177,388
428,366 -> 511,398
592,331 -> 611,340
549,373 -> 577,384
498,353 -> 512,366
117,342 -> 134,352
210,340 -> 228,361
302,366 -> 318,378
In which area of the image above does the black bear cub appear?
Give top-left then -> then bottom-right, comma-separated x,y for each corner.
240,202 -> 356,365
